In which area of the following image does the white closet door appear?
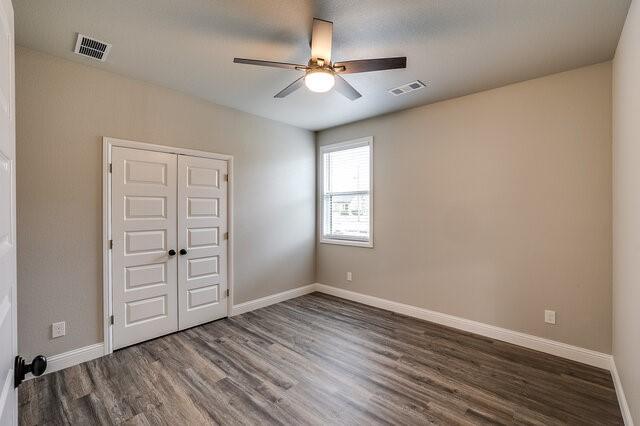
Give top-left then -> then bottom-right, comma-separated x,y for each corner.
111,147 -> 178,349
177,155 -> 228,329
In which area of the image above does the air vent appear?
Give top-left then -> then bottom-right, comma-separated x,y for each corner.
388,80 -> 427,96
73,34 -> 111,62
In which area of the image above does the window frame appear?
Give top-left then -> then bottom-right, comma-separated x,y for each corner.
319,136 -> 374,248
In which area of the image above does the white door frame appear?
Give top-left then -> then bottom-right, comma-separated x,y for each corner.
0,0 -> 16,422
102,137 -> 234,355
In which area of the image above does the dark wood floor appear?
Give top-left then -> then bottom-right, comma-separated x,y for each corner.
20,292 -> 622,425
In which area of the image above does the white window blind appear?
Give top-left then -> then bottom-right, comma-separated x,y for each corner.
321,139 -> 372,246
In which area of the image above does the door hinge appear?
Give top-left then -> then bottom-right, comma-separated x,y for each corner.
109,163 -> 112,173
109,240 -> 113,249
224,232 -> 229,240
224,174 -> 229,182
226,289 -> 230,297
109,315 -> 114,325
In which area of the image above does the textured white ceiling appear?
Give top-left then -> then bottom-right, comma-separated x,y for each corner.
14,0 -> 631,130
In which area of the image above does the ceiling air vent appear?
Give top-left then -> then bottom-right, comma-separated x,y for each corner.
388,80 -> 427,96
73,33 -> 112,62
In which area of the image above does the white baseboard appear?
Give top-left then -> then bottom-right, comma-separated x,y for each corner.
610,357 -> 635,426
24,283 -> 622,403
24,284 -> 317,379
231,283 -> 316,316
26,342 -> 104,380
314,283 -> 612,370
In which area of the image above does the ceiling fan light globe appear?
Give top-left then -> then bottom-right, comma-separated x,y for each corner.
304,70 -> 335,93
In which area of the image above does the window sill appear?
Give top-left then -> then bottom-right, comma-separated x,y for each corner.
320,238 -> 373,248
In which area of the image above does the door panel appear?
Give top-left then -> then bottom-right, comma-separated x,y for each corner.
111,147 -> 178,349
125,296 -> 168,324
178,156 -> 227,329
125,263 -> 166,289
188,227 -> 219,248
188,256 -> 219,278
125,230 -> 167,254
188,285 -> 219,308
125,196 -> 166,219
187,197 -> 219,217
0,0 -> 15,422
125,160 -> 167,184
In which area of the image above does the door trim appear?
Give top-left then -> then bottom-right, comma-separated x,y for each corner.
102,137 -> 234,355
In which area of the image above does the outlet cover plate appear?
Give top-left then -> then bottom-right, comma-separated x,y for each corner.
52,321 -> 66,338
544,310 -> 556,325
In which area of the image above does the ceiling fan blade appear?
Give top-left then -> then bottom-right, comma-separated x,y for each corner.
311,18 -> 332,63
334,75 -> 362,101
274,76 -> 305,98
334,57 -> 407,74
233,58 -> 305,70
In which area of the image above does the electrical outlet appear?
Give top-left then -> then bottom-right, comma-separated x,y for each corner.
346,272 -> 352,282
544,310 -> 556,325
52,321 -> 66,338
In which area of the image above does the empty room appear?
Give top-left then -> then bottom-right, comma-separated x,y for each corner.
1,0 -> 639,424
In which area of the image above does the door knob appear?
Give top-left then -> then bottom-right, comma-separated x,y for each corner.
168,249 -> 176,256
179,249 -> 188,255
15,355 -> 47,387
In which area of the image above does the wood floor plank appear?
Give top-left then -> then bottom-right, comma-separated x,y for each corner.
19,293 -> 623,425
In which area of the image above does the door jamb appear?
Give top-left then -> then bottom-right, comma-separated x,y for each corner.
102,137 -> 235,355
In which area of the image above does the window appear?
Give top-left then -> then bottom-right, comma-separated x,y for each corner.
320,137 -> 373,247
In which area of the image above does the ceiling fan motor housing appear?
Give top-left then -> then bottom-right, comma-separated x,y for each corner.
307,58 -> 332,71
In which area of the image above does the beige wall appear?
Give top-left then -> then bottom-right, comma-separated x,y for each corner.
613,0 -> 640,422
317,63 -> 612,353
16,44 -> 617,365
16,47 -> 316,358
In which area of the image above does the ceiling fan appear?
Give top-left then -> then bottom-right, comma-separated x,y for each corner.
233,18 -> 407,100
